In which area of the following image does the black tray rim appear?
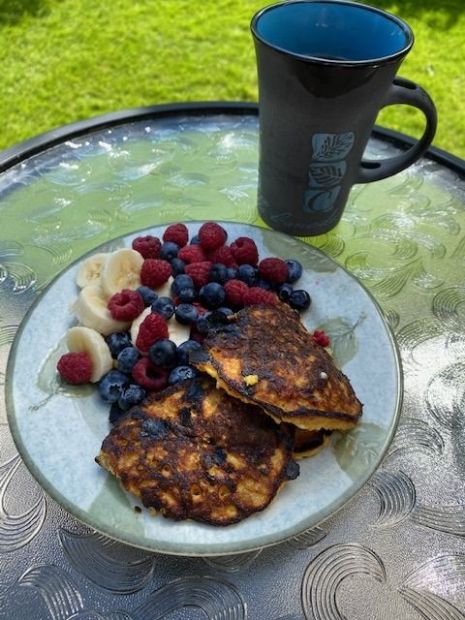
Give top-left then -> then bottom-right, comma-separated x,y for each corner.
0,101 -> 464,177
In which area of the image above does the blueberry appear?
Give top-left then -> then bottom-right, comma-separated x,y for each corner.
180,407 -> 192,426
278,283 -> 294,302
168,365 -> 198,385
209,263 -> 228,284
238,264 -> 258,286
199,282 -> 226,309
190,235 -> 201,245
118,384 -> 147,411
105,332 -> 132,358
177,339 -> 202,365
285,460 -> 300,480
213,447 -> 227,465
256,278 -> 273,291
98,370 -> 129,402
226,266 -> 239,280
178,287 -> 196,304
171,274 -> 194,296
159,241 -> 179,261
140,418 -> 169,439
216,306 -> 234,317
175,303 -> 198,325
209,307 -> 232,324
170,257 -> 186,276
116,346 -> 140,374
148,339 -> 178,368
136,286 -> 158,307
289,289 -> 311,311
186,380 -> 205,402
286,259 -> 303,283
195,314 -> 212,335
152,296 -> 175,320
109,402 -> 125,425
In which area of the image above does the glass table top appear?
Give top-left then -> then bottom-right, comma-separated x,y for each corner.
1,106 -> 465,619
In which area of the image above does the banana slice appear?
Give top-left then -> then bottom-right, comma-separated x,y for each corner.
130,307 -> 152,346
156,276 -> 174,298
72,284 -> 130,336
167,317 -> 190,346
101,248 -> 144,298
66,326 -> 113,382
75,252 -> 109,288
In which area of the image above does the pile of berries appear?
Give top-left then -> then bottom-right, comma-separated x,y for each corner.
57,222 -> 329,425
133,222 -> 312,312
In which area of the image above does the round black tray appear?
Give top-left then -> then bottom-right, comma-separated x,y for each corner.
1,101 -> 464,176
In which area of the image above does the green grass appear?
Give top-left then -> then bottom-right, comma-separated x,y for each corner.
0,0 -> 464,158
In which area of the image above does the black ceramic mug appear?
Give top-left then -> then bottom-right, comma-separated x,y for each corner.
251,0 -> 437,236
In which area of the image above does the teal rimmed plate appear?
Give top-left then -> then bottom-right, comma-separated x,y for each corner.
6,222 -> 402,556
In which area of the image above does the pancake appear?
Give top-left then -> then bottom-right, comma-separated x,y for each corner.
95,377 -> 297,526
292,428 -> 333,459
191,303 -> 362,432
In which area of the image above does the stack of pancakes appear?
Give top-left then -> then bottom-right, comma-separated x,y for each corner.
96,302 -> 362,525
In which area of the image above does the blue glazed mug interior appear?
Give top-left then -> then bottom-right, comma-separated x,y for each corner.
253,0 -> 413,62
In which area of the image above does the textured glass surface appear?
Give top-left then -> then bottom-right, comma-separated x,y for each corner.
1,112 -> 465,619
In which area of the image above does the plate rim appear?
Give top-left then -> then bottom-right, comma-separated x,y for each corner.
5,220 -> 403,556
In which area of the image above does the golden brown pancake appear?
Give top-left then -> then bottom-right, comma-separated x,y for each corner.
95,377 -> 298,526
292,428 -> 333,459
191,303 -> 362,432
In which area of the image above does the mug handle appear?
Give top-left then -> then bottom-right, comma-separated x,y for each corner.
356,77 -> 437,183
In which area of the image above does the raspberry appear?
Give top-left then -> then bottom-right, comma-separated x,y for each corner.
178,245 -> 207,264
163,223 -> 189,247
198,222 -> 228,251
211,245 -> 238,268
57,352 -> 92,384
258,257 -> 289,284
243,287 -> 277,306
135,312 -> 169,353
132,358 -> 168,391
140,259 -> 172,288
132,235 -> 161,259
108,289 -> 144,321
185,261 -> 213,289
224,279 -> 248,308
313,330 -> 330,348
230,237 -> 259,265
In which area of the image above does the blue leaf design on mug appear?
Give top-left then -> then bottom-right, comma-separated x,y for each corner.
304,187 -> 341,213
312,132 -> 355,161
308,161 -> 347,188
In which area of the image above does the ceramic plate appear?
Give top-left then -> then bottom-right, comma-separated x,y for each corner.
6,222 -> 402,556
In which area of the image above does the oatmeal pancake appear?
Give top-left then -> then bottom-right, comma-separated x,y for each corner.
96,377 -> 297,526
191,303 -> 362,432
